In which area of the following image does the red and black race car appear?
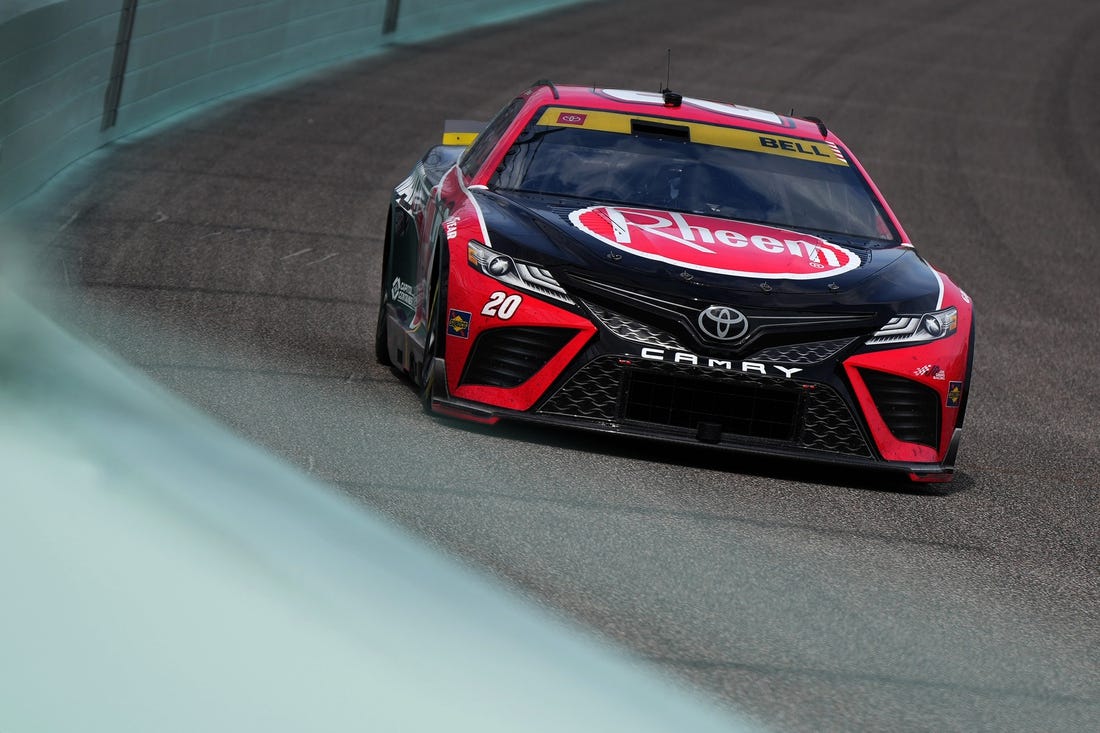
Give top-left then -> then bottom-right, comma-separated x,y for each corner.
375,82 -> 974,482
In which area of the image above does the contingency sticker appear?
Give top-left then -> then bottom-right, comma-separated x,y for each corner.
946,381 -> 963,408
391,277 -> 417,310
447,309 -> 471,339
914,364 -> 946,381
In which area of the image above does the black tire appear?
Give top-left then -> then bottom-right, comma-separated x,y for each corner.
418,243 -> 448,411
374,305 -> 390,366
374,213 -> 393,366
954,316 -> 977,428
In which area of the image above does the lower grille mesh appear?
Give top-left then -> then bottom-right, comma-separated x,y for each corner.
537,355 -> 622,420
801,386 -> 873,456
540,356 -> 870,455
623,369 -> 800,441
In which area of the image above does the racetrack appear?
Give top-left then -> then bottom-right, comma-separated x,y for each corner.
9,0 -> 1100,730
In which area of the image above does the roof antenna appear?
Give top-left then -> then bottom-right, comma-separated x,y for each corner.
661,49 -> 682,108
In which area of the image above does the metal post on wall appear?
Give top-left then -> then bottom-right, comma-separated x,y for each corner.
382,0 -> 401,34
102,0 -> 139,131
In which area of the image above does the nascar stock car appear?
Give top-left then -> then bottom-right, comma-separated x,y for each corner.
374,82 -> 974,482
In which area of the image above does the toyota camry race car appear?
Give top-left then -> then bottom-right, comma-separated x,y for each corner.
375,82 -> 974,482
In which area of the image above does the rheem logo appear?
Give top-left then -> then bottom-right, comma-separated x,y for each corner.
569,206 -> 860,280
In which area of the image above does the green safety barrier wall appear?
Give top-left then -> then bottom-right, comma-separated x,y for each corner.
0,0 -> 586,212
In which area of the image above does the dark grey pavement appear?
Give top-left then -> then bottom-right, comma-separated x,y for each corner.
6,1 -> 1099,730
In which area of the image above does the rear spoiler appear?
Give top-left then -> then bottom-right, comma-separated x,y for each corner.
443,119 -> 485,146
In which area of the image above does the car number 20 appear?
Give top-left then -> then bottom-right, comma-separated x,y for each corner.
482,291 -> 522,320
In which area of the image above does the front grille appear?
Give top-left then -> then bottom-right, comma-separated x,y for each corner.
859,369 -> 940,447
584,302 -> 686,349
460,327 -> 577,388
748,337 -> 856,365
562,273 -> 878,355
539,356 -> 870,455
623,369 -> 800,441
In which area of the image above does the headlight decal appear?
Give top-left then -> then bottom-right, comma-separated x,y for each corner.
866,306 -> 957,346
467,239 -> 574,305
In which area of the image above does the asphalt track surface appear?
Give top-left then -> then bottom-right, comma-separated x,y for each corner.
9,0 -> 1100,730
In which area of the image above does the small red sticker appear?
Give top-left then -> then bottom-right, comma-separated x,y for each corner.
556,112 -> 587,125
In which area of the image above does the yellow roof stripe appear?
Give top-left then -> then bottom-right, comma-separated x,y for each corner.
534,107 -> 849,167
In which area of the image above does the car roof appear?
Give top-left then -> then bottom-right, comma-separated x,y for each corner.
523,83 -> 834,142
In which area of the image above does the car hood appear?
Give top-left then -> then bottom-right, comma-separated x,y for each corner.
476,190 -> 941,313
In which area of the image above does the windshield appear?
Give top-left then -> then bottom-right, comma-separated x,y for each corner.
491,108 -> 897,242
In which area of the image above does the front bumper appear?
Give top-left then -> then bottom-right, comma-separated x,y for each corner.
427,348 -> 960,482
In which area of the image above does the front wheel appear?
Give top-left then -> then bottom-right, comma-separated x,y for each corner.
374,213 -> 394,366
418,245 -> 448,411
374,299 -> 391,366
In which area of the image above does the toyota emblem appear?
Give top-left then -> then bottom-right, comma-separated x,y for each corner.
698,305 -> 748,340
